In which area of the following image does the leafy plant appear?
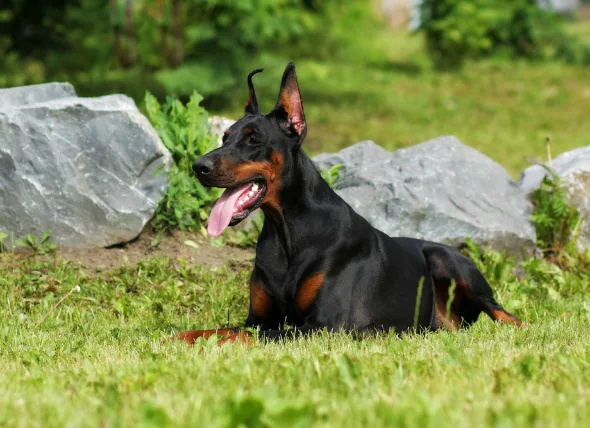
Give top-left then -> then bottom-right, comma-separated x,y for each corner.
319,163 -> 343,188
530,165 -> 580,257
145,91 -> 221,234
461,237 -> 515,285
15,231 -> 58,255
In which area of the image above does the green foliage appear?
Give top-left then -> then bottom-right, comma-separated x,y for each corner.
530,166 -> 581,256
462,237 -> 588,311
319,163 -> 343,188
15,231 -> 58,255
419,0 -> 587,69
0,0 -> 380,100
462,238 -> 515,286
145,91 -> 221,233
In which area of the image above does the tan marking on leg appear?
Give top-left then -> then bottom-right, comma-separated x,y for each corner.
488,308 -> 523,326
250,276 -> 273,318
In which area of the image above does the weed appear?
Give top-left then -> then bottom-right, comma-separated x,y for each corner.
15,231 -> 58,255
530,165 -> 581,258
319,163 -> 343,188
462,238 -> 515,285
145,91 -> 221,234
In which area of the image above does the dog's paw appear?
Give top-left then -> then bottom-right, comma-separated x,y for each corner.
217,331 -> 254,346
166,328 -> 241,345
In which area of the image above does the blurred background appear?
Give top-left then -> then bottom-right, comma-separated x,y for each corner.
1,0 -> 589,176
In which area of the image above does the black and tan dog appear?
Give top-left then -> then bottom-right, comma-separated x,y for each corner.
173,63 -> 522,345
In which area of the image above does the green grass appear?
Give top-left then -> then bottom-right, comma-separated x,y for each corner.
2,19 -> 590,428
217,27 -> 590,177
1,252 -> 589,427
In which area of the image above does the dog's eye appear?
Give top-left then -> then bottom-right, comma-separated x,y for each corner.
248,137 -> 263,146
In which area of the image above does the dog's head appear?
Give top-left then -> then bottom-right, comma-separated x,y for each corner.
193,63 -> 307,237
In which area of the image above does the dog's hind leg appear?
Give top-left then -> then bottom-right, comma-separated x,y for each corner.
422,244 -> 522,330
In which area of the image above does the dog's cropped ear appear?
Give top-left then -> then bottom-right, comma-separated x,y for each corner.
245,68 -> 263,115
273,62 -> 307,141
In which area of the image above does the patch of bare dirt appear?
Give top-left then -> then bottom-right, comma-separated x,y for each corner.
57,230 -> 254,272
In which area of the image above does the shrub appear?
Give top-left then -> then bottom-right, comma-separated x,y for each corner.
0,1 -> 381,101
16,231 -> 58,255
419,0 -> 575,69
145,91 -> 221,233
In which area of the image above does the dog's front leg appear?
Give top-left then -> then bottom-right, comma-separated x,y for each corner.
171,327 -> 242,345
257,324 -> 317,342
215,325 -> 319,345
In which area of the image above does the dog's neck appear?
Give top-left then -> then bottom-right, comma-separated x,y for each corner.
260,149 -> 343,259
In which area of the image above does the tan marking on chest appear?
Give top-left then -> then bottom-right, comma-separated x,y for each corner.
295,273 -> 325,313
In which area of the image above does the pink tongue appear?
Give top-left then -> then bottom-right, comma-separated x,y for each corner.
207,183 -> 252,237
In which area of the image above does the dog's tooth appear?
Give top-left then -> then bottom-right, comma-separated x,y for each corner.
252,184 -> 259,192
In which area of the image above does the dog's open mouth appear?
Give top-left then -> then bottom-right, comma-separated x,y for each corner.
207,179 -> 267,237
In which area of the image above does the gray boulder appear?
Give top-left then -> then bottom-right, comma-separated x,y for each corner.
208,116 -> 235,147
0,82 -> 171,248
314,137 -> 535,254
520,146 -> 590,250
314,140 -> 391,174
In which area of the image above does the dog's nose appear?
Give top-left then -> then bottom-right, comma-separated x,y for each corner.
193,158 -> 214,178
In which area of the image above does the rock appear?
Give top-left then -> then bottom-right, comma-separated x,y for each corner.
208,116 -> 235,147
313,136 -> 535,254
520,146 -> 590,250
314,140 -> 391,176
0,82 -> 77,109
0,82 -> 171,248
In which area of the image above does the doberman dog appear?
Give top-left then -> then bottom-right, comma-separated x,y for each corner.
173,63 -> 522,345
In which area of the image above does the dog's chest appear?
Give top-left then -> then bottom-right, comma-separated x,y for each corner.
256,259 -> 313,324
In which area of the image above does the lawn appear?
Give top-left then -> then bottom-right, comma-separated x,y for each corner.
1,249 -> 589,427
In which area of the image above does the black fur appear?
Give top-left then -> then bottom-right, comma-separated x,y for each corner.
180,63 -> 522,344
